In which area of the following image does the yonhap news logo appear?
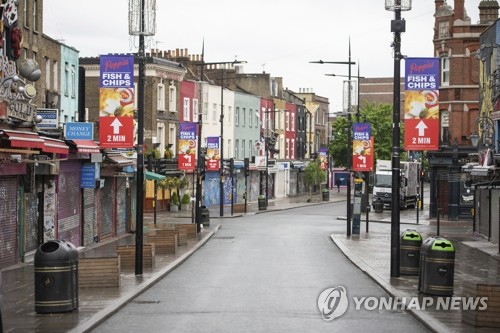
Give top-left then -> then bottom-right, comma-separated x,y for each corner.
317,286 -> 488,321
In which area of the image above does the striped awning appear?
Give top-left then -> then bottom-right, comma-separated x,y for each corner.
40,137 -> 69,154
0,130 -> 45,149
67,140 -> 101,153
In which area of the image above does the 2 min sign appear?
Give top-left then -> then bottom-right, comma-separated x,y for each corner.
99,116 -> 134,148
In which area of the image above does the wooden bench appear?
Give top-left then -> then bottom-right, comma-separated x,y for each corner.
156,228 -> 187,246
175,223 -> 197,240
462,281 -> 500,327
147,232 -> 178,254
116,243 -> 155,269
78,256 -> 120,288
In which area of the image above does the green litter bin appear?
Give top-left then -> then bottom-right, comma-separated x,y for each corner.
400,229 -> 422,275
418,236 -> 455,296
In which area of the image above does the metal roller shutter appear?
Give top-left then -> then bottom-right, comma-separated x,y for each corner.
24,191 -> 38,253
0,177 -> 18,269
57,161 -> 81,246
116,178 -> 127,236
100,177 -> 115,240
82,188 -> 96,246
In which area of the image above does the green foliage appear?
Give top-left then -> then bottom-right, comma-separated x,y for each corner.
146,146 -> 161,159
304,160 -> 326,188
329,103 -> 405,167
170,191 -> 179,205
181,193 -> 190,205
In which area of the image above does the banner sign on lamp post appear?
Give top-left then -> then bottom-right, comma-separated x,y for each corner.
404,57 -> 440,151
352,123 -> 374,171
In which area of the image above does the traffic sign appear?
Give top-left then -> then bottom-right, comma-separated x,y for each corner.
99,116 -> 134,148
404,118 -> 439,151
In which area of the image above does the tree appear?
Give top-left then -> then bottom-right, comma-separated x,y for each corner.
329,102 -> 404,166
304,160 -> 326,201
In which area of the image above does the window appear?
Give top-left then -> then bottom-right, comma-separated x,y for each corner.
45,57 -> 50,89
157,83 -> 165,111
242,140 -> 246,158
235,107 -> 240,126
441,57 -> 450,86
24,0 -> 29,28
169,124 -> 176,156
53,61 -> 58,92
33,0 -> 39,32
242,108 -> 246,126
286,112 -> 290,131
249,109 -> 253,127
286,139 -> 290,159
438,21 -> 449,39
235,139 -> 239,158
227,139 -> 231,158
291,113 -> 295,132
183,98 -> 190,121
249,140 -> 253,157
193,99 -> 199,122
212,103 -> 217,122
227,106 -> 232,125
71,65 -> 76,97
203,102 -> 208,121
291,139 -> 295,160
169,84 -> 177,112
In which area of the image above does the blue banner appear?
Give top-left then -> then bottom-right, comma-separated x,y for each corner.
404,57 -> 439,91
65,122 -> 94,140
100,55 -> 134,88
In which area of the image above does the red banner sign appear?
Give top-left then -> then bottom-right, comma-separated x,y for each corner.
99,116 -> 134,148
404,118 -> 439,151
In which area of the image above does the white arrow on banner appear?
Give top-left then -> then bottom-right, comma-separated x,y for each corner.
416,120 -> 428,136
110,117 -> 123,134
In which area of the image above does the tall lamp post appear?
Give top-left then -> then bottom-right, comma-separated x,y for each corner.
310,43 -> 356,237
129,0 -> 156,276
385,0 -> 412,278
202,60 -> 246,217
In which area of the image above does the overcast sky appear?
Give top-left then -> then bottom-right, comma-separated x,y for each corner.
43,0 -> 481,112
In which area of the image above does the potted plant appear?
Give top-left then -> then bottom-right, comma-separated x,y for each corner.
258,194 -> 267,211
180,193 -> 191,211
170,192 -> 179,211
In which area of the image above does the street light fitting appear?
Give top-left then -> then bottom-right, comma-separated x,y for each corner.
325,73 -> 365,79
310,60 -> 356,65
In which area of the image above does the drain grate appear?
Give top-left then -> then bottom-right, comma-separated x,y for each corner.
133,300 -> 160,304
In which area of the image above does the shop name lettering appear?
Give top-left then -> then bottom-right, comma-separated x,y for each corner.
8,101 -> 35,121
104,59 -> 130,71
354,132 -> 369,140
101,72 -> 132,87
180,131 -> 195,139
406,75 -> 437,90
67,126 -> 91,136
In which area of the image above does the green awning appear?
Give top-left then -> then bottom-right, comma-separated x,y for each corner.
144,170 -> 166,181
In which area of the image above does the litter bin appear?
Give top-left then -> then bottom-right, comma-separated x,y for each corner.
373,199 -> 384,213
418,236 -> 455,296
34,240 -> 79,313
400,229 -> 422,275
258,196 -> 267,211
322,189 -> 330,201
200,205 -> 210,226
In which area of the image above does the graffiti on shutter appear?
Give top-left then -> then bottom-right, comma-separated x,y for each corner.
100,178 -> 114,240
116,178 -> 127,236
24,191 -> 38,252
58,161 -> 81,246
0,177 -> 18,269
83,188 -> 95,246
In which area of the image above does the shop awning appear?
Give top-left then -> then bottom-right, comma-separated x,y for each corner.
145,170 -> 166,181
0,130 -> 45,149
41,137 -> 69,154
106,154 -> 134,166
68,140 -> 100,153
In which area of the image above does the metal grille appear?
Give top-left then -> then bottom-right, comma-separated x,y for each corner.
101,178 -> 115,240
57,161 -> 81,246
24,191 -> 38,252
83,188 -> 95,246
116,178 -> 127,236
0,177 -> 18,268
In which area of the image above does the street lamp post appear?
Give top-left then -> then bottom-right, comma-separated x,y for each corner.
310,43 -> 356,237
128,0 -> 156,276
202,60 -> 246,217
385,0 -> 412,278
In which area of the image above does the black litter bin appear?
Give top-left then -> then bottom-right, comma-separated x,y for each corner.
34,240 -> 79,314
373,199 -> 384,213
418,236 -> 455,296
400,229 -> 422,275
322,190 -> 330,201
201,205 -> 210,226
258,197 -> 267,211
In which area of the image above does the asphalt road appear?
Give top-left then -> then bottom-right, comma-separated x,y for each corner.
91,202 -> 429,333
